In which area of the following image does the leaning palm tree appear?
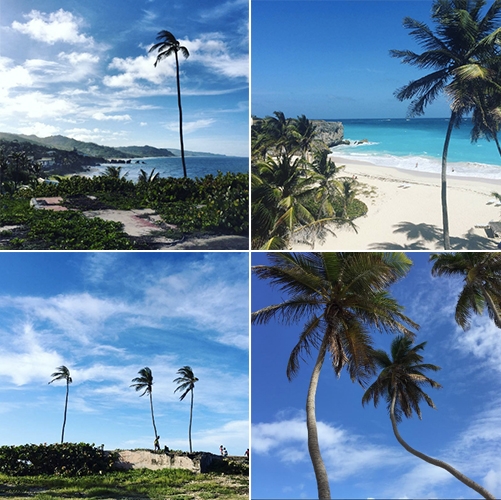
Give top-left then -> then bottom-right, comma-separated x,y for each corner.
362,335 -> 494,499
48,366 -> 72,444
173,366 -> 199,453
252,252 -> 418,499
131,367 -> 159,443
430,252 -> 501,329
150,30 -> 190,178
391,0 -> 501,249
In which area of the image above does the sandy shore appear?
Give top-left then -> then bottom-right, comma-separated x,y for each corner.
296,156 -> 501,250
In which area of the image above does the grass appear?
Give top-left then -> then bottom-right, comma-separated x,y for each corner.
0,468 -> 249,499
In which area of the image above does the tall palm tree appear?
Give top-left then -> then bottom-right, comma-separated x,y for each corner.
391,0 -> 501,249
362,335 -> 494,499
291,114 -> 317,161
150,30 -> 190,178
48,366 -> 72,444
173,366 -> 199,453
131,367 -> 159,443
252,252 -> 418,499
430,252 -> 501,329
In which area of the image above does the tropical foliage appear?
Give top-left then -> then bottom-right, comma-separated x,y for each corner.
252,252 -> 418,499
430,251 -> 501,329
49,366 -> 72,444
150,30 -> 190,178
174,366 -> 199,453
0,171 -> 248,249
362,335 -> 494,500
251,112 -> 367,249
0,443 -> 118,477
391,0 -> 501,249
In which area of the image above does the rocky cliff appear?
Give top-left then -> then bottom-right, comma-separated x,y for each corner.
312,120 -> 348,148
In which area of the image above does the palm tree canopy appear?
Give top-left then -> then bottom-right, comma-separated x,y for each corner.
174,366 -> 199,401
362,335 -> 442,422
430,252 -> 501,329
49,366 -> 72,385
391,0 -> 501,118
131,367 -> 154,397
252,252 -> 419,383
149,30 -> 190,66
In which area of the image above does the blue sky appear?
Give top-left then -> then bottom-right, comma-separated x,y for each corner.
251,252 -> 501,499
251,0 -> 462,120
0,0 -> 249,156
0,252 -> 249,455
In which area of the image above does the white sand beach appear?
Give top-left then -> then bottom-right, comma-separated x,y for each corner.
299,155 -> 501,250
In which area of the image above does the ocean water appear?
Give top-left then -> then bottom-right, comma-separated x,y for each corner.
84,155 -> 249,181
329,118 -> 501,179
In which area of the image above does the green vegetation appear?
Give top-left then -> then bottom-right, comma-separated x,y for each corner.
0,443 -> 117,477
251,112 -> 367,249
0,468 -> 248,500
0,171 -> 248,249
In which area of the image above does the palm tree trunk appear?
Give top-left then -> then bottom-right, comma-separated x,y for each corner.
441,112 -> 456,250
390,392 -> 494,499
494,134 -> 501,157
61,381 -> 69,444
149,392 -> 159,441
174,51 -> 187,178
306,335 -> 331,500
189,389 -> 194,453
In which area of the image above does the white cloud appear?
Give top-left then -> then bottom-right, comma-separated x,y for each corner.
253,412 -> 409,481
0,324 -> 63,386
0,57 -> 34,90
165,118 -> 215,134
0,91 -> 78,120
11,9 -> 94,46
92,112 -> 131,122
104,54 -> 174,88
18,122 -> 60,137
185,36 -> 248,80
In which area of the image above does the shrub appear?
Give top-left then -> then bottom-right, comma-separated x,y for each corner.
0,443 -> 119,477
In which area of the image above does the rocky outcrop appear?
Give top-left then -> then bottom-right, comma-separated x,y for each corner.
312,120 -> 349,148
114,450 -> 232,474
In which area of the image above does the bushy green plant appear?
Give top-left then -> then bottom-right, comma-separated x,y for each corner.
0,443 -> 118,477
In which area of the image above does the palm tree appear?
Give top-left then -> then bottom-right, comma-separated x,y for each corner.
251,154 -> 318,249
48,366 -> 72,444
430,252 -> 501,329
391,0 -> 501,249
291,114 -> 317,161
173,366 -> 199,453
252,252 -> 418,499
150,30 -> 190,178
138,168 -> 160,183
131,367 -> 159,443
362,335 -> 494,499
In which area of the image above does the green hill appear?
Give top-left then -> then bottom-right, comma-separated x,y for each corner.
0,132 -> 224,159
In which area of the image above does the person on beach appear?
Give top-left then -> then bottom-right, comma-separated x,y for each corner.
154,436 -> 160,451
220,445 -> 224,455
223,447 -> 228,457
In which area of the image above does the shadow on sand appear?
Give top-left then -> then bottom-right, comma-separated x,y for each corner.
368,221 -> 497,250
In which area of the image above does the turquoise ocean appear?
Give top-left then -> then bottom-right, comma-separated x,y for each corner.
84,155 -> 249,181
329,118 -> 501,180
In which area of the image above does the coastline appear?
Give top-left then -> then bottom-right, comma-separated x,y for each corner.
298,154 -> 501,250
